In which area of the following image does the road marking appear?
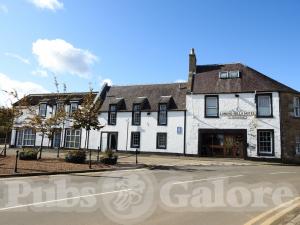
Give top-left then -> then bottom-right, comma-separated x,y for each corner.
172,175 -> 244,185
0,168 -> 149,181
0,189 -> 131,212
244,197 -> 300,225
269,172 -> 297,175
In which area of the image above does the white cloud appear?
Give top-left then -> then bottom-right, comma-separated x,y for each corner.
0,73 -> 48,106
32,39 -> 97,78
175,79 -> 186,83
5,52 -> 30,65
29,0 -> 63,11
0,4 -> 8,14
31,69 -> 49,77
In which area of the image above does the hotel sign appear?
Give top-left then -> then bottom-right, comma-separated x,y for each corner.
220,108 -> 256,119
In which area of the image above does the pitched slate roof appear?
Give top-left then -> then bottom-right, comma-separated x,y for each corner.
192,63 -> 298,94
100,83 -> 187,112
14,92 -> 98,106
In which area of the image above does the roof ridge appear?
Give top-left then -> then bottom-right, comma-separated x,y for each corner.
111,82 -> 187,88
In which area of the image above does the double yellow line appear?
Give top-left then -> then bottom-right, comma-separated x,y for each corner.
244,197 -> 300,225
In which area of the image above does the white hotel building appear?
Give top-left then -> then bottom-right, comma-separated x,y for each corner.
10,49 -> 300,163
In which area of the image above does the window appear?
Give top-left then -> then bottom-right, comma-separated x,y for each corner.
294,97 -> 300,118
158,104 -> 168,125
108,104 -> 117,125
132,104 -> 141,125
205,96 -> 219,118
65,129 -> 81,148
39,103 -> 47,117
131,132 -> 140,148
257,130 -> 274,156
69,102 -> 78,116
296,135 -> 300,155
16,129 -> 36,147
219,71 -> 240,79
157,133 -> 167,149
53,131 -> 61,148
256,94 -> 273,117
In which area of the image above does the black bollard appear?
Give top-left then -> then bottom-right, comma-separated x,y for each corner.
56,147 -> 60,158
136,148 -> 138,165
97,146 -> 100,162
14,150 -> 19,173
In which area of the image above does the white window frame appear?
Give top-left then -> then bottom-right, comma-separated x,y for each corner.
205,96 -> 219,118
257,130 -> 274,156
39,103 -> 47,117
257,94 -> 272,117
65,129 -> 81,149
294,97 -> 300,118
296,135 -> 300,155
69,102 -> 78,116
17,128 -> 36,147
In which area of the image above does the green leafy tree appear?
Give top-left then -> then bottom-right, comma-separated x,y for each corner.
72,90 -> 104,168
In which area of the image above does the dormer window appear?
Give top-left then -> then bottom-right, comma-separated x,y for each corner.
108,104 -> 117,125
132,104 -> 141,125
219,71 -> 240,79
39,103 -> 47,117
158,103 -> 168,125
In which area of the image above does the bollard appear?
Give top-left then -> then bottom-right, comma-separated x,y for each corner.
136,148 -> 138,165
56,147 -> 60,158
14,150 -> 19,173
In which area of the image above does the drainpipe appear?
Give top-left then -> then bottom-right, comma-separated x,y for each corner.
184,110 -> 187,156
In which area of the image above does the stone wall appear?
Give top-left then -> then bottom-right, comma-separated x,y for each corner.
280,92 -> 300,163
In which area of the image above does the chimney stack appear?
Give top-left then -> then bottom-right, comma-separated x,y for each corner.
187,48 -> 197,93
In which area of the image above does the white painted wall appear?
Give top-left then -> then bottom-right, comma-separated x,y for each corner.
186,92 -> 281,158
97,111 -> 185,154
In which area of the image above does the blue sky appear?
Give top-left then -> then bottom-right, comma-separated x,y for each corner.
0,0 -> 300,104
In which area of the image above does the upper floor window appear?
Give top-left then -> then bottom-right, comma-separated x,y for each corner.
256,94 -> 273,118
205,96 -> 219,118
132,104 -> 141,125
294,97 -> 300,118
108,104 -> 117,125
219,71 -> 240,79
57,102 -> 65,112
158,104 -> 167,125
131,132 -> 140,148
39,103 -> 47,117
69,102 -> 78,117
296,135 -> 300,155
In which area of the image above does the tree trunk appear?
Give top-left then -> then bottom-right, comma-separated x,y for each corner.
39,133 -> 44,159
4,130 -> 8,157
87,129 -> 91,169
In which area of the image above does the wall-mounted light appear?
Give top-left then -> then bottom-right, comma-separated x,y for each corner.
147,112 -> 151,116
235,94 -> 240,98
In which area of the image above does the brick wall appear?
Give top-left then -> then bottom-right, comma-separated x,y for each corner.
280,92 -> 300,163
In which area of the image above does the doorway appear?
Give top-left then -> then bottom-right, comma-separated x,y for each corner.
198,129 -> 247,158
100,132 -> 118,151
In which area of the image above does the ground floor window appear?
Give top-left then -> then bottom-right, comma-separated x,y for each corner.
16,128 -> 36,147
296,135 -> 300,155
53,130 -> 61,148
157,133 -> 167,149
257,130 -> 274,156
131,132 -> 140,148
64,129 -> 81,149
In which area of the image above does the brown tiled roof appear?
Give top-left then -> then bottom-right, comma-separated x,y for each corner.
100,83 -> 187,112
192,63 -> 298,94
14,92 -> 98,106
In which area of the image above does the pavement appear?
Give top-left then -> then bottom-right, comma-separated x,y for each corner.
0,158 -> 299,225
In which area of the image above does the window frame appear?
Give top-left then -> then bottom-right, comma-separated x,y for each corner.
69,102 -> 78,117
156,132 -> 167,149
205,95 -> 219,118
130,132 -> 140,148
256,93 -> 273,118
296,135 -> 300,155
64,128 -> 81,149
108,104 -> 117,125
257,129 -> 275,156
132,104 -> 141,126
294,97 -> 300,118
39,103 -> 47,117
16,128 -> 36,147
158,103 -> 168,126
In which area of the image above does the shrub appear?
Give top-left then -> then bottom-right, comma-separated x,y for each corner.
65,150 -> 86,164
100,149 -> 118,165
19,149 -> 38,160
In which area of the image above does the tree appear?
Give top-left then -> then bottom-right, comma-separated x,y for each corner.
72,90 -> 104,168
